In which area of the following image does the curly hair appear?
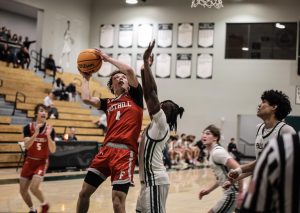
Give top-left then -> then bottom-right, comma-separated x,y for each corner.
204,124 -> 221,142
160,100 -> 184,132
261,90 -> 292,120
107,70 -> 123,94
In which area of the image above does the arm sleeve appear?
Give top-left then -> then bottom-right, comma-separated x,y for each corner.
51,129 -> 56,141
99,98 -> 108,112
147,109 -> 169,141
212,148 -> 232,165
129,84 -> 143,109
23,124 -> 31,137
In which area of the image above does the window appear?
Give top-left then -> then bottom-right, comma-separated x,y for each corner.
225,22 -> 297,59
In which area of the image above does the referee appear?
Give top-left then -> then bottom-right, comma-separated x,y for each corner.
240,132 -> 300,213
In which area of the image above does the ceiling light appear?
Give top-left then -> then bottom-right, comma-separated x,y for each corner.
126,0 -> 138,4
242,47 -> 249,51
275,23 -> 285,29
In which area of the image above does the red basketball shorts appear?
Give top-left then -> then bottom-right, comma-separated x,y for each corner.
89,144 -> 137,185
20,157 -> 48,179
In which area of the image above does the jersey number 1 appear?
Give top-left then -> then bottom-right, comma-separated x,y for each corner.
116,111 -> 121,120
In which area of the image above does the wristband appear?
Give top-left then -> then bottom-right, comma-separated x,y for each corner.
235,167 -> 242,175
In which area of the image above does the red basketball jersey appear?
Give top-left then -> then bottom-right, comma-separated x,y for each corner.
102,88 -> 143,153
26,122 -> 50,159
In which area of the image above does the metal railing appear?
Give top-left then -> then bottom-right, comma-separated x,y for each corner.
31,49 -> 64,84
238,137 -> 255,157
11,91 -> 26,116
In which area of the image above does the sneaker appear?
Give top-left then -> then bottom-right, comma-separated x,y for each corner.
41,203 -> 50,213
29,210 -> 37,213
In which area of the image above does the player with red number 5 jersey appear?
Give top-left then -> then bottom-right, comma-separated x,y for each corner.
20,104 -> 56,213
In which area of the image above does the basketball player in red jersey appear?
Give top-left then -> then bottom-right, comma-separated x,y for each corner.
76,49 -> 143,213
20,104 -> 56,213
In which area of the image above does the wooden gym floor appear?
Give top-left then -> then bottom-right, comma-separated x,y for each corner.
0,168 -> 249,213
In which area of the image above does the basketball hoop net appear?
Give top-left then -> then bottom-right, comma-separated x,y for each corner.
191,0 -> 223,9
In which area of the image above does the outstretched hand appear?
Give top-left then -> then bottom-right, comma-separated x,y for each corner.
94,48 -> 109,62
143,40 -> 155,66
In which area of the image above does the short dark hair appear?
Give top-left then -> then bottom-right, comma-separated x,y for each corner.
204,125 -> 221,142
107,70 -> 123,94
161,100 -> 184,132
261,90 -> 292,120
34,104 -> 48,119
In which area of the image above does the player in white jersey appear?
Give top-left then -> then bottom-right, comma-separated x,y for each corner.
228,90 -> 295,182
136,40 -> 184,213
199,125 -> 243,213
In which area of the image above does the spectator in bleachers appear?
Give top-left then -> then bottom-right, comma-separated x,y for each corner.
182,135 -> 193,165
0,26 -> 7,39
43,92 -> 59,119
17,35 -> 23,45
163,137 -> 174,170
68,127 -> 78,142
194,139 -> 206,163
44,54 -> 57,79
63,127 -> 78,142
227,137 -> 241,163
0,43 -> 17,68
23,36 -> 36,51
16,46 -> 30,69
65,81 -> 77,102
167,135 -> 178,164
177,133 -> 186,145
10,33 -> 18,43
52,78 -> 68,101
186,135 -> 201,166
4,29 -> 12,41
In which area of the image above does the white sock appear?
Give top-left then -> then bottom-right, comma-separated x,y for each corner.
29,206 -> 35,211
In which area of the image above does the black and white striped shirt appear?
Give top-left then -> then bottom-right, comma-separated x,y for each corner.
240,132 -> 300,213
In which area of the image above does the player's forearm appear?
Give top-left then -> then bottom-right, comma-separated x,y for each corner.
105,55 -> 138,87
24,133 -> 38,149
233,172 -> 252,183
47,137 -> 56,153
141,64 -> 158,97
82,79 -> 101,108
141,63 -> 160,115
238,178 -> 243,193
105,55 -> 131,73
241,160 -> 256,173
208,182 -> 219,192
81,78 -> 90,101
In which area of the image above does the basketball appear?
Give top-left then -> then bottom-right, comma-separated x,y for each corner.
77,49 -> 102,74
